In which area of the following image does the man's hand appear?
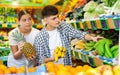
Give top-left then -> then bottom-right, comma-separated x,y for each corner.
91,36 -> 104,42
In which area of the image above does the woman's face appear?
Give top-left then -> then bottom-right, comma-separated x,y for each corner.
19,14 -> 32,30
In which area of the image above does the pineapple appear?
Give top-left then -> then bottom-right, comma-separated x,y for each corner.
12,30 -> 36,59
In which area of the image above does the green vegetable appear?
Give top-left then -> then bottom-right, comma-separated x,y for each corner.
83,1 -> 98,12
95,3 -> 106,14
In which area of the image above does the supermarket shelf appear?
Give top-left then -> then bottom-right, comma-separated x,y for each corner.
0,23 -> 44,29
0,36 -> 8,40
0,47 -> 10,50
71,50 -> 118,67
67,15 -> 120,31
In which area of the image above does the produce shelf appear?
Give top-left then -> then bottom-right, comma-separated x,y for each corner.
67,14 -> 120,31
71,50 -> 118,67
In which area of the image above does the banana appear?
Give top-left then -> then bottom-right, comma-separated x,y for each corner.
54,46 -> 67,62
93,38 -> 107,49
54,53 -> 58,62
86,41 -> 95,47
63,47 -> 66,52
55,46 -> 59,53
58,50 -> 62,57
104,39 -> 113,58
94,39 -> 107,55
59,46 -> 63,51
112,49 -> 119,58
75,44 -> 85,49
61,52 -> 65,58
111,45 -> 119,52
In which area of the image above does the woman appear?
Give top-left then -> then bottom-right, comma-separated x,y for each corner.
7,10 -> 40,68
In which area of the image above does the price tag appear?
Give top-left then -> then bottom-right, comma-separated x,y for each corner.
70,22 -> 75,28
76,21 -> 81,30
0,36 -> 4,40
90,20 -> 97,30
75,51 -> 79,59
81,53 -> 87,63
0,24 -> 2,28
88,56 -> 96,67
7,24 -> 12,28
82,21 -> 88,31
100,18 -> 109,30
32,24 -> 36,28
113,17 -> 120,31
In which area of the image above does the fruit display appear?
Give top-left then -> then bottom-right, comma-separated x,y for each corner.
93,38 -> 118,58
71,39 -> 85,50
0,7 -> 5,15
85,41 -> 95,51
6,16 -> 16,24
46,62 -> 120,75
11,29 -> 36,60
54,46 -> 66,62
6,8 -> 16,16
0,16 -> 5,23
0,30 -> 9,41
0,64 -> 37,74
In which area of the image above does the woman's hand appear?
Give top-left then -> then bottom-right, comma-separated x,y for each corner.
18,41 -> 25,51
28,54 -> 37,61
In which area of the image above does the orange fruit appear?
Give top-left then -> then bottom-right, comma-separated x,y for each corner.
17,69 -> 24,74
0,64 -> 7,71
0,70 -> 4,74
4,69 -> 11,74
9,66 -> 17,73
28,67 -> 36,73
19,66 -> 25,72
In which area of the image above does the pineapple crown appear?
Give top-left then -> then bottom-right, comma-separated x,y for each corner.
12,29 -> 26,43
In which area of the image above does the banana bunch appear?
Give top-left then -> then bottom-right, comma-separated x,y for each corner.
71,39 -> 85,50
110,45 -> 119,58
85,41 -> 95,51
93,38 -> 118,58
54,46 -> 66,62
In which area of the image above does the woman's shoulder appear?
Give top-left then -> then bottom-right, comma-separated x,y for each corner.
9,28 -> 19,35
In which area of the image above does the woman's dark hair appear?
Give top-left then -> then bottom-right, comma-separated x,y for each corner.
18,10 -> 30,20
41,5 -> 58,18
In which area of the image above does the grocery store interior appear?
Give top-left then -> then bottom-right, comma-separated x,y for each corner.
0,0 -> 120,75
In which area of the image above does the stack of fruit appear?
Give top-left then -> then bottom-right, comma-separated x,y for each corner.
71,39 -> 85,50
54,46 -> 66,62
93,38 -> 119,58
46,62 -> 120,75
0,64 -> 37,74
85,41 -> 95,52
0,16 -> 4,23
6,8 -> 16,24
6,16 -> 16,24
0,7 -> 5,15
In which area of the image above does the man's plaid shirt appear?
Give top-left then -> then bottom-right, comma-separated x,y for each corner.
34,21 -> 87,66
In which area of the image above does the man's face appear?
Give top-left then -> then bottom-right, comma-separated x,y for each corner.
45,15 -> 60,28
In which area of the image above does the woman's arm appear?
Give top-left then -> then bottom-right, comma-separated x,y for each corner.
44,57 -> 55,63
10,45 -> 23,59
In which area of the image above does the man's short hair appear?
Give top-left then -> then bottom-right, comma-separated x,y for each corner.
41,5 -> 58,18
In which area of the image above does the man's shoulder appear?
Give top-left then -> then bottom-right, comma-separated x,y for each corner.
35,28 -> 47,38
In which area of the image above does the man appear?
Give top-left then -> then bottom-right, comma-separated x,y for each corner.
34,5 -> 102,66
